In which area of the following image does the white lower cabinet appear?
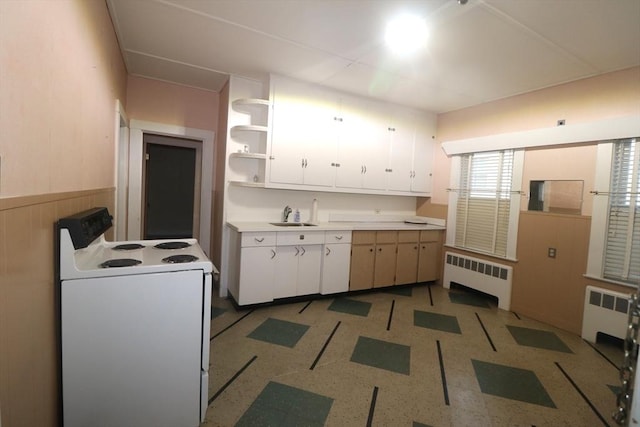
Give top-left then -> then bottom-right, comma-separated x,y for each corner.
320,231 -> 352,294
274,231 -> 324,298
235,232 -> 276,305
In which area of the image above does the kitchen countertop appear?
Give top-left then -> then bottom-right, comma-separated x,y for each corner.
226,219 -> 446,233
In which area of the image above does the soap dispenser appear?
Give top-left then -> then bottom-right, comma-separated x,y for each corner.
293,208 -> 301,223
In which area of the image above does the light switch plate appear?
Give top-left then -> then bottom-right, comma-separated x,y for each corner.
548,247 -> 556,258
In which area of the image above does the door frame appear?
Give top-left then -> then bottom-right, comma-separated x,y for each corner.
142,135 -> 202,240
128,120 -> 215,256
113,100 -> 130,241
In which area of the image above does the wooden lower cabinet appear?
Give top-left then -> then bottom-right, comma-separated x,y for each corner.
373,231 -> 397,287
350,229 -> 442,290
396,231 -> 420,285
418,230 -> 441,282
349,231 -> 376,290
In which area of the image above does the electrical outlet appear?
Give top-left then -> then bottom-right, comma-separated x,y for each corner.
548,247 -> 556,258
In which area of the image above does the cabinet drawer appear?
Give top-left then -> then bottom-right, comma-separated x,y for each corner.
376,230 -> 398,244
420,230 -> 441,242
241,232 -> 276,247
277,231 -> 325,246
352,231 -> 376,245
325,231 -> 352,244
397,230 -> 419,243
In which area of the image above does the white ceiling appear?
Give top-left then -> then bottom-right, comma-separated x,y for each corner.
106,0 -> 640,114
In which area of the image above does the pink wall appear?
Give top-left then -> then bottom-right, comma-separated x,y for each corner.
0,0 -> 127,198
126,76 -> 220,131
431,66 -> 640,206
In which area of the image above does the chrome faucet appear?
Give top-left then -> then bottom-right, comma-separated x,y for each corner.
282,205 -> 292,222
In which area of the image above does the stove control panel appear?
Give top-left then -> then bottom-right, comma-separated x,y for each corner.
58,207 -> 113,249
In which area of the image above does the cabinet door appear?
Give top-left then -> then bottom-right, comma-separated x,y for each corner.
273,245 -> 299,299
350,244 -> 375,290
239,246 -> 275,305
387,108 -> 416,192
374,243 -> 397,288
269,79 -> 337,187
297,245 -> 322,296
396,242 -> 419,285
411,118 -> 435,194
269,86 -> 306,184
335,96 -> 388,190
321,243 -> 351,295
418,241 -> 439,282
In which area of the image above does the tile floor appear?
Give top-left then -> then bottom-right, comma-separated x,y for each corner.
203,283 -> 624,426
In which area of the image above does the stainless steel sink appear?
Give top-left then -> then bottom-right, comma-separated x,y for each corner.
269,222 -> 317,227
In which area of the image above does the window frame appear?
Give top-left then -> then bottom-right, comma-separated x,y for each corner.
446,149 -> 524,261
586,138 -> 640,287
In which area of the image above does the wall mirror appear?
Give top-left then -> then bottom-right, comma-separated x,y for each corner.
528,180 -> 584,215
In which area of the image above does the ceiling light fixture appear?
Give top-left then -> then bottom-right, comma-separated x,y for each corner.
384,14 -> 428,56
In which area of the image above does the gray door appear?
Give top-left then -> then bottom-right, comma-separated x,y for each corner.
144,143 -> 196,239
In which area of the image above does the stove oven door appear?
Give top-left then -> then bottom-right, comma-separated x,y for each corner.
61,270 -> 204,427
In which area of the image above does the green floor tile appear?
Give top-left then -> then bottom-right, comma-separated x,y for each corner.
247,318 -> 310,348
507,325 -> 573,353
328,297 -> 372,317
384,286 -> 413,296
608,384 -> 622,396
472,359 -> 556,408
235,381 -> 333,427
350,336 -> 411,375
414,310 -> 461,334
211,306 -> 227,319
448,290 -> 492,308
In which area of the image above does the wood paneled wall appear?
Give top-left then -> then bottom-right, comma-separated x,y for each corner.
513,212 -> 591,334
0,189 -> 114,427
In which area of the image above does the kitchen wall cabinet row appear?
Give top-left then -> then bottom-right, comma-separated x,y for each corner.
349,230 -> 442,291
228,227 -> 443,306
228,229 -> 352,306
267,76 -> 436,196
228,76 -> 437,196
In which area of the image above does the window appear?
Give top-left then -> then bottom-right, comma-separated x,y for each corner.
446,149 -> 523,259
603,138 -> 640,283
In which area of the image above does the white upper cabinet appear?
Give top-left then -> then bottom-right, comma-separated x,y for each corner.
266,75 -> 436,196
268,78 -> 337,188
335,95 -> 388,191
411,117 -> 436,194
386,107 -> 417,192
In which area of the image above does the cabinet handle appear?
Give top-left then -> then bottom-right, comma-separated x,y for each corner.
254,237 -> 264,243
331,162 -> 335,167
301,158 -> 305,168
361,166 -> 364,173
336,163 -> 340,167
414,246 -> 418,250
295,246 -> 300,256
335,235 -> 343,240
300,246 -> 306,256
378,247 -> 382,252
326,247 -> 331,256
304,159 -> 308,168
270,249 -> 276,259
369,248 -> 373,252
364,165 -> 367,173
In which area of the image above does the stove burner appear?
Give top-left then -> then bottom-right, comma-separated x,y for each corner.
100,258 -> 142,268
155,241 -> 191,250
162,254 -> 199,264
113,243 -> 145,251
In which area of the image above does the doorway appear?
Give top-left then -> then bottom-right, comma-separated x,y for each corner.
142,134 -> 202,240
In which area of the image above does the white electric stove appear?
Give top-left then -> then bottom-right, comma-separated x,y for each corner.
57,207 -> 215,427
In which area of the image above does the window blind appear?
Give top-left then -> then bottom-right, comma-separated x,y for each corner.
455,150 -> 515,256
604,138 -> 640,283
